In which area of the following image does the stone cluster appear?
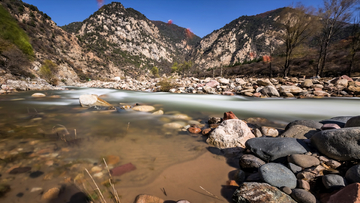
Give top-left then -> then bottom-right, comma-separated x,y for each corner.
202,111 -> 360,203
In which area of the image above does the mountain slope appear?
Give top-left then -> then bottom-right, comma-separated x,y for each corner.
190,8 -> 286,70
0,0 -> 124,83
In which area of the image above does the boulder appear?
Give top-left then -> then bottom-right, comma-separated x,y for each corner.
321,123 -> 341,130
345,116 -> 360,127
291,189 -> 317,203
79,94 -> 113,108
302,79 -> 313,88
320,116 -> 352,128
311,128 -> 360,161
281,125 -> 318,139
260,85 -> 280,97
257,78 -> 273,86
206,119 -> 255,149
328,183 -> 360,203
232,182 -> 296,203
245,137 -> 308,161
288,154 -> 320,168
345,165 -> 360,183
285,120 -> 322,130
259,163 -> 297,189
239,154 -> 266,169
205,80 -> 219,88
132,105 -> 155,112
260,126 -> 278,137
218,78 -> 230,85
279,86 -> 303,94
322,174 -> 346,189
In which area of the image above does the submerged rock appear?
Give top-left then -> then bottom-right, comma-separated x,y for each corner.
206,119 -> 255,149
132,105 -> 155,112
134,194 -> 164,203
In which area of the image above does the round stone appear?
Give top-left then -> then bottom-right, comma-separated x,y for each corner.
291,189 -> 316,203
288,154 -> 320,168
345,165 -> 360,183
259,163 -> 297,189
239,154 -> 266,169
322,174 -> 346,189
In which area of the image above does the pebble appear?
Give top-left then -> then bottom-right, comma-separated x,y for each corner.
322,174 -> 346,189
188,127 -> 201,134
132,105 -> 155,112
288,154 -> 320,168
260,126 -> 278,137
134,194 -> 164,203
42,187 -> 60,200
291,189 -> 317,203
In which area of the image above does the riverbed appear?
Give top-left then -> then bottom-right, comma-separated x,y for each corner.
0,87 -> 360,202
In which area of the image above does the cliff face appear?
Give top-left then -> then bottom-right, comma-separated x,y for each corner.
62,2 -> 201,74
190,8 -> 286,70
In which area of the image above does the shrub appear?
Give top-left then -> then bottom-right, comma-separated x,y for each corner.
151,66 -> 159,77
39,60 -> 58,82
0,4 -> 34,57
158,78 -> 176,92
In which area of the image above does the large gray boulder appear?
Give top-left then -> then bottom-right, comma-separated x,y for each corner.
232,182 -> 296,203
259,163 -> 297,189
206,119 -> 255,149
245,137 -> 308,161
311,127 -> 360,161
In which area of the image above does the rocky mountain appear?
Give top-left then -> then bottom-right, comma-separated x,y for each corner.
0,0 -> 125,84
61,2 -> 201,74
190,8 -> 286,70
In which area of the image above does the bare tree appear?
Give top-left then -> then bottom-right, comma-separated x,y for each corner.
316,0 -> 358,77
277,5 -> 319,77
348,15 -> 360,76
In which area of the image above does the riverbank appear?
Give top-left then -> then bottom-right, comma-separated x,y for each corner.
1,75 -> 360,98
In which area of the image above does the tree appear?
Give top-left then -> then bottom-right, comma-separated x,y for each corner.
180,61 -> 192,77
348,16 -> 360,76
171,62 -> 179,73
277,5 -> 319,77
316,0 -> 358,77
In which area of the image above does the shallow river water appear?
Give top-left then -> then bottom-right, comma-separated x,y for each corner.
1,87 -> 360,203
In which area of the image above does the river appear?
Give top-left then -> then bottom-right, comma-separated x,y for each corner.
0,87 -> 360,203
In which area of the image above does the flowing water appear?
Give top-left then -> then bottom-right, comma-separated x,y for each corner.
1,87 -> 360,202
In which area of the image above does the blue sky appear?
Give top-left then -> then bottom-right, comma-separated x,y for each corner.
22,0 -> 325,38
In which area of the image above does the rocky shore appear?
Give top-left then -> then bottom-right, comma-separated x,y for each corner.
1,75 -> 360,98
128,110 -> 360,203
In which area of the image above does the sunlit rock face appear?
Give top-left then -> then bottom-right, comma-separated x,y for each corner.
190,8 -> 285,70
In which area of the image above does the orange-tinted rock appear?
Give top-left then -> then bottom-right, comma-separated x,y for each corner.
227,180 -> 239,187
210,124 -> 219,128
253,92 -> 261,97
223,111 -> 238,120
202,128 -> 212,136
222,91 -> 234,96
188,127 -> 201,134
105,155 -> 120,166
328,183 -> 360,203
